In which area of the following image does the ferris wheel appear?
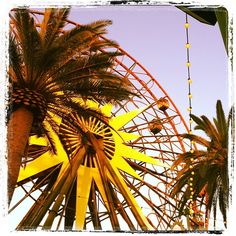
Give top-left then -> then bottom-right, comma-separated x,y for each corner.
8,10 -> 192,231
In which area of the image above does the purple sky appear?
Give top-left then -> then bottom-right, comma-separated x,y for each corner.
69,5 -> 228,123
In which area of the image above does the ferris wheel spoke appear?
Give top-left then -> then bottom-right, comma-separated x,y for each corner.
122,173 -> 177,215
95,156 -> 120,230
64,181 -> 77,230
102,158 -> 154,230
112,156 -> 141,180
87,180 -> 102,230
126,143 -> 181,156
124,160 -> 173,183
74,165 -> 93,230
88,131 -> 153,230
121,145 -> 169,168
107,184 -> 136,230
110,107 -> 146,130
55,177 -> 77,230
16,167 -> 61,230
124,176 -> 172,228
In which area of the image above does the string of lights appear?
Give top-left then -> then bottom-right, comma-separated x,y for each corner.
184,14 -> 195,217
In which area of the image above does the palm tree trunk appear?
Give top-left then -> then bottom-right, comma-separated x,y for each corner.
7,107 -> 33,205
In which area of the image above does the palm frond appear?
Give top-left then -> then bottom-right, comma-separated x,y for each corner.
172,100 -> 231,228
86,20 -> 113,35
49,51 -> 120,84
47,20 -> 117,73
190,114 -> 206,130
203,169 -> 219,219
180,133 -> 210,147
15,18 -> 118,93
50,25 -> 97,62
40,8 -> 70,49
38,121 -> 58,156
13,9 -> 42,84
170,171 -> 190,197
90,39 -> 119,51
191,113 -> 220,143
216,100 -> 227,138
200,116 -> 220,142
171,150 -> 207,169
36,35 -> 112,89
24,144 -> 50,163
219,186 -> 227,228
227,104 -> 235,145
227,104 -> 235,127
9,35 -> 26,86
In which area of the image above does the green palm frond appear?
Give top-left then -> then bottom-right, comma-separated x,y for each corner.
42,28 -> 94,70
190,113 -> 205,130
49,23 -> 109,67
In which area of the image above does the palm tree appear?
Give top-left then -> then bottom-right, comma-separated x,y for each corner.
8,8 -> 135,204
170,100 -> 234,229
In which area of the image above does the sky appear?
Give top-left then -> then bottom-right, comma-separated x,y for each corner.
68,5 -> 229,125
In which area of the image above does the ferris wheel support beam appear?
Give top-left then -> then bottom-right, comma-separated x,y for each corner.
89,132 -> 154,230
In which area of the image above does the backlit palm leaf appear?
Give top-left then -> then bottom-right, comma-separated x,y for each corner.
8,8 -> 135,203
171,100 -> 234,229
